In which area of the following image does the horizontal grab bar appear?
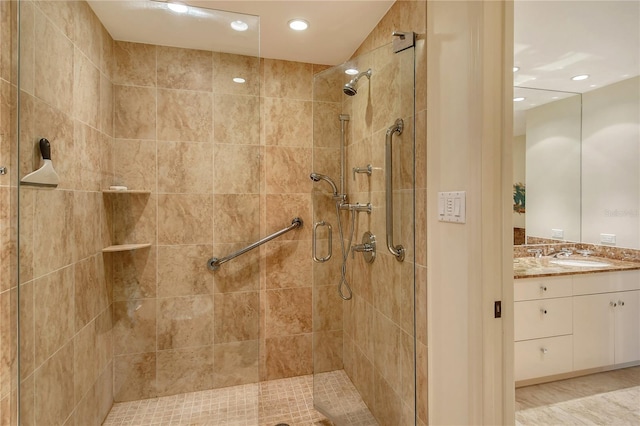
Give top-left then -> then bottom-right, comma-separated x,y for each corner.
207,217 -> 303,271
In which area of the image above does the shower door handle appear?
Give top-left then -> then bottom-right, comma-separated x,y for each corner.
385,118 -> 405,262
313,221 -> 332,262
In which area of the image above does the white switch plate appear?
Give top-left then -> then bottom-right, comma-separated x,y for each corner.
600,233 -> 616,245
438,191 -> 466,223
551,229 -> 564,239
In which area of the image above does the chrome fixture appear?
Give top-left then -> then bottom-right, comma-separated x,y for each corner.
207,217 -> 302,271
313,221 -> 332,263
527,248 -> 542,258
352,164 -> 372,179
385,118 -> 405,262
343,68 -> 372,96
339,114 -> 349,196
0,166 -> 6,175
553,248 -> 573,258
351,231 -> 376,263
310,173 -> 344,201
392,31 -> 416,53
341,202 -> 372,214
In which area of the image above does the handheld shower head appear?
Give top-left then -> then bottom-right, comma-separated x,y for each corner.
310,173 -> 339,196
343,68 -> 372,96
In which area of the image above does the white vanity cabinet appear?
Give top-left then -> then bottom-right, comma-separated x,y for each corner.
514,269 -> 640,384
573,270 -> 640,370
514,276 -> 573,381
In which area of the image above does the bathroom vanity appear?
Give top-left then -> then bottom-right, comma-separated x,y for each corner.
513,257 -> 640,386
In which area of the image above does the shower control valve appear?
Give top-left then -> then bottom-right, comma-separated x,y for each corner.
352,164 -> 373,179
351,231 -> 376,263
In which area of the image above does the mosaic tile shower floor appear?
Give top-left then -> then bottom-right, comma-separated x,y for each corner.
103,370 -> 377,426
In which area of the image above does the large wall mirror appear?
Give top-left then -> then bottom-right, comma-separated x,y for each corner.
513,1 -> 640,250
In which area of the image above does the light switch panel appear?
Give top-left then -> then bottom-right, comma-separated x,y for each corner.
438,191 -> 466,223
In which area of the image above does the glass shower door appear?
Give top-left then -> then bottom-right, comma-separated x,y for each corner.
312,40 -> 416,425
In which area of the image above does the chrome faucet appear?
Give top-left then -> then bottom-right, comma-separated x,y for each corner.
553,248 -> 573,258
527,248 -> 542,258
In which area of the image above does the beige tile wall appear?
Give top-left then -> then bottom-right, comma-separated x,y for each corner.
110,41 -> 323,399
8,1 -> 115,425
0,0 -> 17,423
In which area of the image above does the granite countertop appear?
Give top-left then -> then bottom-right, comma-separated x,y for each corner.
514,255 -> 640,279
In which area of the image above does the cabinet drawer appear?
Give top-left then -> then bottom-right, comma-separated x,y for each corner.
515,297 -> 573,341
515,335 -> 573,381
573,270 -> 640,296
515,276 -> 573,301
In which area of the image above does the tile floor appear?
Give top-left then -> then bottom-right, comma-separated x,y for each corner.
516,366 -> 640,425
103,370 -> 377,426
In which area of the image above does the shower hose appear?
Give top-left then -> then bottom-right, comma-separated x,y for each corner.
335,200 -> 355,300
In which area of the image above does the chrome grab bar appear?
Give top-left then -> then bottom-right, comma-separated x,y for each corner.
385,118 -> 405,262
207,217 -> 303,271
312,221 -> 332,263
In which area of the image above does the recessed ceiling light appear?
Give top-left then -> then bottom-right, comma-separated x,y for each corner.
230,20 -> 249,32
571,74 -> 589,81
513,97 -> 525,102
167,2 -> 188,13
233,77 -> 246,84
345,68 -> 359,76
513,66 -> 519,72
288,19 -> 309,31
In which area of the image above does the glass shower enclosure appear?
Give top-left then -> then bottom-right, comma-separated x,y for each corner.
311,40 -> 417,425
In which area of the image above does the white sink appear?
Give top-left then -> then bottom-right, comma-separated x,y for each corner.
549,259 -> 612,268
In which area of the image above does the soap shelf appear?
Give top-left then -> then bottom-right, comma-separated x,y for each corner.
102,189 -> 151,194
102,243 -> 151,253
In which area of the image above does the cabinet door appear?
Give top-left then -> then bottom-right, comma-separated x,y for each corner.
614,290 -> 640,364
573,293 -> 615,370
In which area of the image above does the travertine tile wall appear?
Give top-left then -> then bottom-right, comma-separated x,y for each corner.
10,1 -> 115,424
0,0 -> 17,423
110,43 -> 322,400
343,1 -> 428,425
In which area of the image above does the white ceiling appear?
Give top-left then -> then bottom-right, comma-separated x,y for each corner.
513,0 -> 640,136
88,0 -> 395,66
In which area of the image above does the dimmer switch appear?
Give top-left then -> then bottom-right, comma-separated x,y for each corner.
438,191 -> 466,223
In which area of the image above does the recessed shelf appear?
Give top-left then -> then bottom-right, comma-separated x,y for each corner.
102,189 -> 151,194
102,243 -> 151,253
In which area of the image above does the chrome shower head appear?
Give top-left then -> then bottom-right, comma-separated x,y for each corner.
343,68 -> 372,96
310,172 -> 339,196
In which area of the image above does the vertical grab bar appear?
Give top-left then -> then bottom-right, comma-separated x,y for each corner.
385,118 -> 405,262
313,221 -> 332,262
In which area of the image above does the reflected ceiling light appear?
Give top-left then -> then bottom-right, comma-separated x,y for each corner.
233,77 -> 246,84
288,19 -> 309,31
513,66 -> 520,72
230,20 -> 249,32
167,2 -> 188,13
513,97 -> 525,102
571,74 -> 589,81
345,68 -> 359,76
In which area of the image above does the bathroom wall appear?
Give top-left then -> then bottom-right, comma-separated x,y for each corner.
0,0 -> 17,423
14,1 -> 115,425
342,1 -> 428,424
110,41 -> 324,400
582,76 -> 640,249
525,95 -> 582,242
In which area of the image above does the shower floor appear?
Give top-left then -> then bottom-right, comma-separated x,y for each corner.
103,370 -> 377,426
